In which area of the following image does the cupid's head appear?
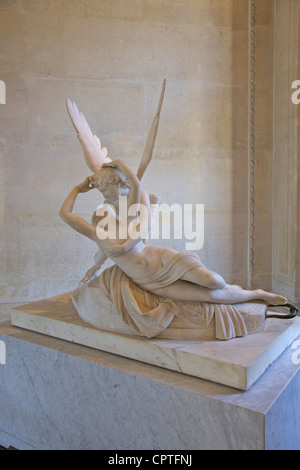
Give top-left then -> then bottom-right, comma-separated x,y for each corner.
89,166 -> 130,202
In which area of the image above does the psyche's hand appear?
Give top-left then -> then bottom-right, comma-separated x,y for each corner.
76,177 -> 94,193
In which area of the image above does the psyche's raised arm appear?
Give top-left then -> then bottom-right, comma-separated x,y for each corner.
59,178 -> 97,242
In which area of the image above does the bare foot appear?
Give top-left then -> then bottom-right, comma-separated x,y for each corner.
256,289 -> 287,305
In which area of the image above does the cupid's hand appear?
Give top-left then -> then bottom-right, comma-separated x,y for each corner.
76,177 -> 94,193
103,159 -> 124,170
105,243 -> 126,257
77,266 -> 100,287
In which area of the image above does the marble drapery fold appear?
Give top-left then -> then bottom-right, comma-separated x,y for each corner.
71,264 -> 258,341
132,251 -> 204,291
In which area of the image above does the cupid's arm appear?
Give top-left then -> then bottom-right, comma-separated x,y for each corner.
105,234 -> 142,257
78,248 -> 107,285
59,178 -> 97,242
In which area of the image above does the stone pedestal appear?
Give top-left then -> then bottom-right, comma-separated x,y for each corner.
0,317 -> 299,450
9,294 -> 300,391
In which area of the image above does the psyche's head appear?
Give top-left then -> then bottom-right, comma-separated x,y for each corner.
89,167 -> 130,202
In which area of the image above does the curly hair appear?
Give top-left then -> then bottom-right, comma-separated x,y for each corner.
89,167 -> 130,190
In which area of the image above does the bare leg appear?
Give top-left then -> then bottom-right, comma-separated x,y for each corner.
159,247 -> 226,289
181,266 -> 226,289
150,280 -> 287,305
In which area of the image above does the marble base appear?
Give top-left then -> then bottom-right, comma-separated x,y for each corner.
11,293 -> 300,390
0,321 -> 299,450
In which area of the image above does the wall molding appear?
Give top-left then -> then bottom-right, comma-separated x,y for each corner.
248,0 -> 256,288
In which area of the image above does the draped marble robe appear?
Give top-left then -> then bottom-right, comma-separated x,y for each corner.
71,261 -> 267,341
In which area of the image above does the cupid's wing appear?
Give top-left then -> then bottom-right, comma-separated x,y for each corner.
66,98 -> 111,172
67,80 -> 166,177
137,79 -> 166,181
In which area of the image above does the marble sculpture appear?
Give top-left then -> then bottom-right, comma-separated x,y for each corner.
60,80 -> 297,341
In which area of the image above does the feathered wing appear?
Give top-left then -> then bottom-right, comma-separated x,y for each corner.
66,98 -> 111,172
137,79 -> 166,181
67,79 -> 165,178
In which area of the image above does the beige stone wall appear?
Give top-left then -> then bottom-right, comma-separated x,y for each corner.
0,0 -> 260,302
